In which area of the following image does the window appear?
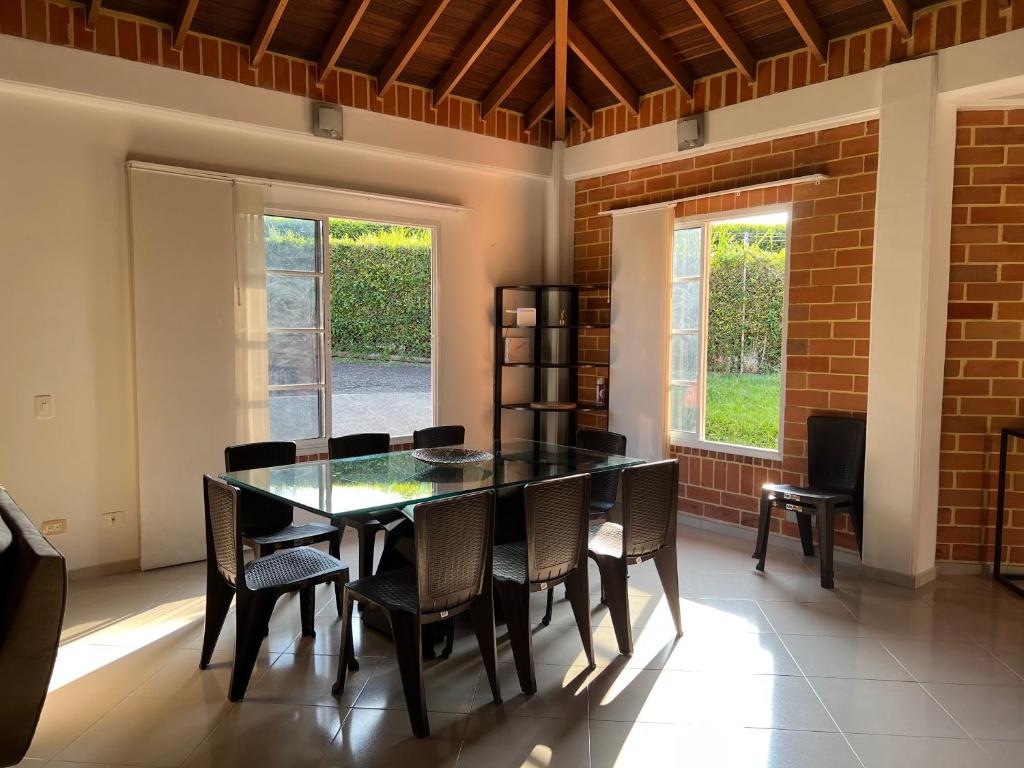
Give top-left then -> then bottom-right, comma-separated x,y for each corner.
263,214 -> 434,444
669,210 -> 789,455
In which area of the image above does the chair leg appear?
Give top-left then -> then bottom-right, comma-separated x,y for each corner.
299,586 -> 316,637
390,611 -> 429,738
595,554 -> 632,655
564,568 -> 595,668
819,503 -> 835,589
469,587 -> 502,706
494,580 -> 534,694
653,543 -> 683,638
440,619 -> 455,659
229,592 -> 277,701
200,572 -> 234,669
754,494 -> 772,570
849,504 -> 864,556
796,512 -> 816,557
332,589 -> 358,696
540,588 -> 554,627
357,523 -> 379,580
329,529 -> 344,616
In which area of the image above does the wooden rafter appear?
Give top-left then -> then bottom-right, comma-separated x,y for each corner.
378,0 -> 451,97
525,85 -> 594,130
567,20 -> 640,115
317,0 -> 372,85
433,0 -> 522,107
172,0 -> 201,50
526,87 -> 554,130
554,0 -> 568,140
683,0 -> 756,81
881,0 -> 913,39
250,0 -> 290,69
567,87 -> 593,128
481,20 -> 555,119
602,0 -> 694,96
85,0 -> 101,29
776,0 -> 828,63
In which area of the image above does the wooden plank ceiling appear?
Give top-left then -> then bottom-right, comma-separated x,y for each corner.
90,0 -> 944,139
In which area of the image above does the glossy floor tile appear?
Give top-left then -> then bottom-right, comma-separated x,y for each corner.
20,526 -> 1024,767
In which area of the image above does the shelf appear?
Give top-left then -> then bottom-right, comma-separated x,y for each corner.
501,402 -> 608,413
501,362 -> 609,369
496,283 -> 610,291
500,324 -> 610,330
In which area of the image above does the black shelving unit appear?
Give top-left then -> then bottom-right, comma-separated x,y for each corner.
493,283 -> 610,443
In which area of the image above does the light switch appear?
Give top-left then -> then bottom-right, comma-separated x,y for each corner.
34,395 -> 54,419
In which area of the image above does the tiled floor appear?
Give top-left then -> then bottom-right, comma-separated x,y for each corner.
16,527 -> 1024,768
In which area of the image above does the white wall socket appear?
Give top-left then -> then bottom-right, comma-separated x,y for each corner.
102,511 -> 126,527
41,519 -> 67,535
34,395 -> 54,419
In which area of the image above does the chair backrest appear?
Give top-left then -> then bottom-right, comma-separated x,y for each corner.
328,433 -> 391,460
621,459 -> 680,559
523,474 -> 590,586
224,441 -> 296,535
806,416 -> 866,498
412,489 -> 494,614
577,429 -> 627,508
413,425 -> 465,449
0,488 -> 67,768
203,475 -> 245,588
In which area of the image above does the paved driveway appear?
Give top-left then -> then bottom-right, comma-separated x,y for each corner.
331,360 -> 432,438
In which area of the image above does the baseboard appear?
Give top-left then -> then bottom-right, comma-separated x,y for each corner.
935,561 -> 992,576
68,558 -> 140,581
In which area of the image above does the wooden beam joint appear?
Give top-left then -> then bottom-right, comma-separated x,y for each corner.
378,0 -> 451,97
250,0 -> 290,69
316,0 -> 372,85
172,0 -> 201,51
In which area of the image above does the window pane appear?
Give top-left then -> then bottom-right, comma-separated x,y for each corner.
673,227 -> 701,278
265,216 -> 318,272
670,384 -> 699,434
269,332 -> 320,386
670,333 -> 699,382
269,389 -> 321,440
671,281 -> 701,331
268,274 -> 319,329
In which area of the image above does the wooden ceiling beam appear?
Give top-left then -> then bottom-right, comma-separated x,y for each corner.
172,0 -> 201,50
683,0 -> 756,81
525,85 -> 594,131
881,0 -> 913,39
317,0 -> 372,86
481,20 -> 555,119
433,0 -> 522,107
526,86 -> 554,130
85,0 -> 101,29
567,20 -> 640,115
554,0 -> 568,140
776,0 -> 828,64
250,0 -> 290,69
567,87 -> 593,128
377,0 -> 451,97
602,0 -> 694,96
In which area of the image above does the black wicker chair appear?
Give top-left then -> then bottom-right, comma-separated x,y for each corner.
589,459 -> 682,655
333,489 -> 501,738
753,415 -> 866,589
199,476 -> 356,701
412,424 -> 465,449
493,474 -> 594,694
328,433 -> 399,579
225,441 -> 343,626
577,428 -> 628,517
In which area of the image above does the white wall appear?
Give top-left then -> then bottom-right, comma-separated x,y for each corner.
0,68 -> 548,571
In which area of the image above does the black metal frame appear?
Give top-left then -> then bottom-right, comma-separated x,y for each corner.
994,427 -> 1024,597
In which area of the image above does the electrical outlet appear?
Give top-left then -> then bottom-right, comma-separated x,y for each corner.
102,511 -> 125,527
41,519 -> 67,535
34,395 -> 54,419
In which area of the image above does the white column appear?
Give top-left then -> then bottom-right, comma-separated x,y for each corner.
544,140 -> 574,283
862,57 -> 956,586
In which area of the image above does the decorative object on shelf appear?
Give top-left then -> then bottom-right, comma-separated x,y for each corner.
596,377 -> 606,405
411,447 -> 493,466
504,337 -> 531,364
529,401 -> 576,410
516,307 -> 537,327
559,309 -> 568,326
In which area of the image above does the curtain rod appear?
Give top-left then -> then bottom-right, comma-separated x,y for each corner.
126,161 -> 471,213
602,173 -> 829,217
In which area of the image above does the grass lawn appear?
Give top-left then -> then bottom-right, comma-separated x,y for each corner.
705,372 -> 781,450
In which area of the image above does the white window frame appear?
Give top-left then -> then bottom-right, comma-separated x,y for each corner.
265,207 -> 438,453
668,203 -> 791,461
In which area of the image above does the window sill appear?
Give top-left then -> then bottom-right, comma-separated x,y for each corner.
670,435 -> 782,462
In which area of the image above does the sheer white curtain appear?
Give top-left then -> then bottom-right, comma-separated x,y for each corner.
233,181 -> 270,443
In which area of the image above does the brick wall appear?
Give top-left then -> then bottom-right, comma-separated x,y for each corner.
574,121 -> 879,552
939,109 -> 1024,565
0,0 -> 553,148
567,0 -> 1023,147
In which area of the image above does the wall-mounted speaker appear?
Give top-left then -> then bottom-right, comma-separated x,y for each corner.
313,103 -> 344,140
677,114 -> 706,150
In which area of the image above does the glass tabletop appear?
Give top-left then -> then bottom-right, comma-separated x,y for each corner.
221,439 -> 645,520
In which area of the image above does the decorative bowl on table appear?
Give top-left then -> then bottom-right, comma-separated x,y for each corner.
411,447 -> 493,466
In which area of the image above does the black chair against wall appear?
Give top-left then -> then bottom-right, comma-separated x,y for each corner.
333,489 -> 501,738
589,459 -> 683,655
493,474 -> 594,694
0,488 -> 66,768
225,441 -> 343,628
328,433 -> 399,580
412,424 -> 465,449
753,415 -> 866,589
199,476 -> 356,701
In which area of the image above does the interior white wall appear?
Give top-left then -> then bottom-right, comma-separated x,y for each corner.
0,74 -> 547,572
